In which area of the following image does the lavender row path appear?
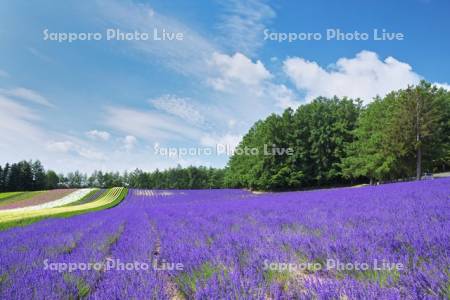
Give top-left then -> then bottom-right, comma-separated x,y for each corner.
0,179 -> 449,299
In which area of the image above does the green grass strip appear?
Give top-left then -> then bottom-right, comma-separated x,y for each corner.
0,192 -> 23,200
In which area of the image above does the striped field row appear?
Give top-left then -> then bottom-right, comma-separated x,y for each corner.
0,187 -> 126,225
0,189 -> 95,212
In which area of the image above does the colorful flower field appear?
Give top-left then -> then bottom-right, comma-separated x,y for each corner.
0,189 -> 77,210
0,189 -> 94,212
0,188 -> 126,228
0,179 -> 449,299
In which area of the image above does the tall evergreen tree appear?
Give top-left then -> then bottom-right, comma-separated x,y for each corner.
341,96 -> 399,183
32,160 -> 47,190
226,97 -> 361,190
391,82 -> 450,179
2,163 -> 10,191
46,170 -> 60,189
7,163 -> 20,191
0,165 -> 3,192
343,82 -> 450,182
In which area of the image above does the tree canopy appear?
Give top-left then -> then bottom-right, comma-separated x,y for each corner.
226,81 -> 450,190
0,162 -> 225,191
342,81 -> 450,182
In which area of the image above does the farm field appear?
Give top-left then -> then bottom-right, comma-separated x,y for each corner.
0,189 -> 76,210
0,189 -> 95,212
61,189 -> 106,207
0,179 -> 448,299
0,191 -> 46,207
0,188 -> 126,230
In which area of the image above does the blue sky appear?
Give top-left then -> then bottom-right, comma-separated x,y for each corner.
0,0 -> 449,173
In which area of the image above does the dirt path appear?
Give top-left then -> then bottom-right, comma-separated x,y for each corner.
150,222 -> 185,300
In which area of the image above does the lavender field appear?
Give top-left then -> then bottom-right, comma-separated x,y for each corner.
0,179 -> 449,299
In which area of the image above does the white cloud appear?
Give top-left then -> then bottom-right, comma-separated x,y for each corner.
0,96 -> 106,170
0,87 -> 54,107
86,130 -> 111,141
0,95 -> 180,173
434,82 -> 450,90
206,52 -> 300,110
150,95 -> 204,125
283,50 -> 422,103
217,0 -> 275,56
47,140 -> 107,161
122,135 -> 137,151
103,106 -> 204,142
228,119 -> 237,128
94,0 -> 298,127
0,95 -> 39,120
96,0 -> 216,76
0,95 -> 43,146
77,148 -> 107,161
201,133 -> 242,153
207,52 -> 271,91
268,83 -> 301,109
47,141 -> 75,153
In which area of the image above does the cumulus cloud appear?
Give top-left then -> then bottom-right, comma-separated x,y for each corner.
268,84 -> 301,109
207,52 -> 271,91
283,50 -> 423,103
86,130 -> 111,141
206,52 -> 300,110
150,95 -> 204,125
0,87 -> 54,107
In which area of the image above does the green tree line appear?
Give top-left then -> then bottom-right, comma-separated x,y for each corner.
58,166 -> 225,189
225,81 -> 450,190
0,161 -> 225,191
0,160 -> 48,192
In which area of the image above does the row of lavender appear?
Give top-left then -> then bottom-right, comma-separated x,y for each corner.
148,180 -> 450,299
0,179 -> 449,299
